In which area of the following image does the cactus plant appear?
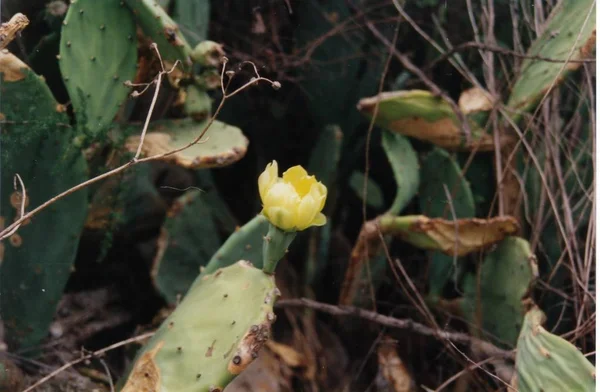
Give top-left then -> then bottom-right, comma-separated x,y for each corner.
513,305 -> 595,392
200,215 -> 270,277
124,0 -> 193,73
0,51 -> 89,350
304,125 -> 343,286
506,0 -> 596,115
124,118 -> 249,169
339,130 -> 420,306
383,131 -> 420,215
357,90 -> 507,151
172,0 -> 210,47
461,237 -> 538,347
121,260 -> 280,392
377,215 -> 519,257
419,147 -> 475,297
59,0 -> 137,136
151,190 -> 222,304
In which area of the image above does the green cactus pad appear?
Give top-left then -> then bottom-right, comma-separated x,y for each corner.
199,215 -> 270,278
507,0 -> 596,114
152,190 -> 222,304
419,147 -> 475,297
357,90 -> 505,151
514,306 -> 595,392
420,147 -> 475,219
173,0 -> 210,46
183,83 -> 212,121
462,237 -> 538,347
378,215 -> 519,257
125,118 -> 248,169
121,261 -> 279,392
348,171 -> 385,210
0,52 -> 89,350
382,131 -> 420,215
124,0 -> 193,71
59,0 -> 137,136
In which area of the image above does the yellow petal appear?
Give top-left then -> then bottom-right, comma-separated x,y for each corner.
311,212 -> 327,227
283,165 -> 315,197
264,182 -> 298,210
295,194 -> 319,230
258,160 -> 278,202
264,206 -> 295,231
309,182 -> 328,211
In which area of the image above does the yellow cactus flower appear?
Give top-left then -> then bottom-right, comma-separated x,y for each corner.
258,161 -> 327,231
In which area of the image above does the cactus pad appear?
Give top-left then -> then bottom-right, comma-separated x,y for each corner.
357,90 -> 505,151
382,131 -> 419,215
419,147 -> 475,297
173,0 -> 210,46
200,215 -> 270,277
59,0 -> 137,136
378,215 -> 519,257
152,190 -> 222,304
125,118 -> 248,169
124,0 -> 193,72
514,306 -> 595,391
462,237 -> 538,346
122,261 -> 279,392
507,0 -> 596,114
0,51 -> 89,350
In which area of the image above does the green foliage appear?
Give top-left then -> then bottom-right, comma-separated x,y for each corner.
348,171 -> 385,210
124,0 -> 193,71
419,147 -> 475,219
152,190 -> 222,304
59,0 -> 137,136
125,118 -> 249,169
294,0 -> 385,138
200,215 -> 270,277
183,83 -> 212,120
461,237 -> 537,347
0,55 -> 89,350
382,131 -> 420,215
507,0 -> 596,115
304,125 -> 343,286
419,147 -> 475,298
121,261 -> 279,391
515,306 -> 595,392
172,0 -> 210,46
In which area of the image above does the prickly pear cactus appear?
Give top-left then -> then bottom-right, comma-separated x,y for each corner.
200,215 -> 270,277
183,83 -> 212,121
124,0 -> 193,72
350,130 -> 420,307
152,190 -> 222,304
357,90 -> 498,151
513,306 -> 595,392
382,131 -> 420,215
124,118 -> 249,169
121,261 -> 279,392
462,237 -> 538,347
0,52 -> 89,350
173,0 -> 210,47
59,0 -> 137,136
507,0 -> 596,115
419,147 -> 475,297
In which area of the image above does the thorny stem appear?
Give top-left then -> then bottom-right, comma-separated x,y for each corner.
0,51 -> 280,241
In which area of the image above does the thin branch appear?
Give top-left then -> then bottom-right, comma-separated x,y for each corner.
428,41 -> 596,71
0,51 -> 279,241
22,332 -> 154,392
277,298 -> 513,359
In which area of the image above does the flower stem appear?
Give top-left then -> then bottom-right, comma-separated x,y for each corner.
262,224 -> 297,274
